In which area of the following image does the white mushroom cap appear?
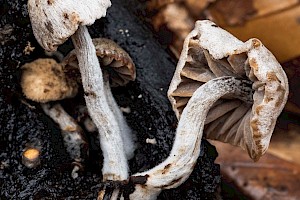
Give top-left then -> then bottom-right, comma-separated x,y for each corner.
21,58 -> 78,103
27,0 -> 111,51
168,20 -> 289,161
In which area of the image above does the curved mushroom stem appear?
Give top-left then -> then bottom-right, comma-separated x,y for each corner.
103,72 -> 136,160
129,77 -> 253,199
71,25 -> 128,181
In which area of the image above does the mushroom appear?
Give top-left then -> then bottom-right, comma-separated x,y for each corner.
126,20 -> 288,199
22,147 -> 41,168
27,1 -> 129,181
21,58 -> 88,176
21,58 -> 78,103
128,77 -> 253,199
168,20 -> 289,161
63,38 -> 137,160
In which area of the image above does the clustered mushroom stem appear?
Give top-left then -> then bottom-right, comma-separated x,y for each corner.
71,25 -> 128,181
103,72 -> 136,160
129,77 -> 253,199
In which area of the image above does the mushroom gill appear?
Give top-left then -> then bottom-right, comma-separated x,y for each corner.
168,20 -> 289,161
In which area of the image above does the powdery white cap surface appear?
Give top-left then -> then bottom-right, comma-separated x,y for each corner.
168,20 -> 289,161
28,0 -> 111,51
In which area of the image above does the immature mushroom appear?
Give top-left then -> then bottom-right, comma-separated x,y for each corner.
27,1 -> 129,181
22,147 -> 41,168
168,20 -> 289,161
63,38 -> 137,159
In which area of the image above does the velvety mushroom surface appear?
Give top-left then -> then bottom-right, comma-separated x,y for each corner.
168,20 -> 289,161
21,58 -> 78,103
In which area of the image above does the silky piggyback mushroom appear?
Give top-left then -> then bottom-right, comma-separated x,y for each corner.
123,20 -> 288,199
27,1 -> 130,182
168,20 -> 289,161
127,77 -> 253,199
63,38 -> 137,160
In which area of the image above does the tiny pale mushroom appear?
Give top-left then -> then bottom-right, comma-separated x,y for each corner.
21,58 -> 88,176
27,0 -> 130,182
63,38 -> 137,160
168,20 -> 289,161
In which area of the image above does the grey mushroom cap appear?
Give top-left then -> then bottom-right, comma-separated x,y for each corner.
168,20 -> 289,161
27,0 -> 111,51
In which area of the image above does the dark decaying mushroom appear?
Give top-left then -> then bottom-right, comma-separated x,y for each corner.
168,20 -> 289,161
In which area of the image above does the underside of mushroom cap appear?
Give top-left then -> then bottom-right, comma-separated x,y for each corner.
168,20 -> 289,161
63,38 -> 136,87
27,0 -> 111,51
21,58 -> 78,103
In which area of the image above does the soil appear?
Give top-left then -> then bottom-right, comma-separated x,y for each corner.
0,0 -> 221,199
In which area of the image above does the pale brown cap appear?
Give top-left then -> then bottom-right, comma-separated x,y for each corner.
27,0 -> 111,51
21,58 -> 78,103
168,20 -> 289,161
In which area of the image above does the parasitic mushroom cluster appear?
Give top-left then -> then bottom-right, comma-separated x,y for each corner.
23,0 -> 289,197
26,0 -> 137,187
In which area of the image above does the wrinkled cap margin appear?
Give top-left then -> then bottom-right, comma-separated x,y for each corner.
168,20 -> 289,161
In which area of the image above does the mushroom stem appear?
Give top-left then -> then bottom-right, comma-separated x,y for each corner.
71,25 -> 128,181
41,103 -> 88,173
103,72 -> 136,160
129,77 -> 253,199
